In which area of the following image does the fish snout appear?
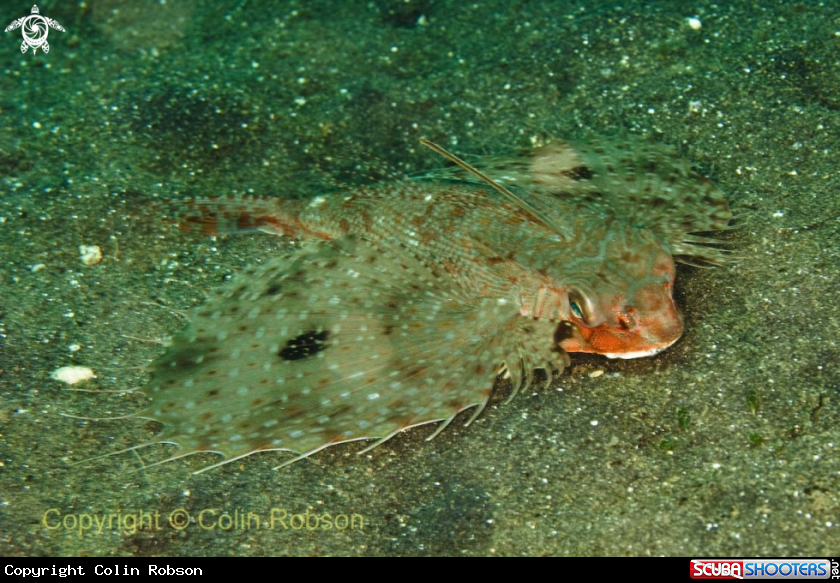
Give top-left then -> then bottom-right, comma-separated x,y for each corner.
602,299 -> 684,359
557,300 -> 684,359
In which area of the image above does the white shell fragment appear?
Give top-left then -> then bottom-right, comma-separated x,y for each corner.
79,245 -> 103,266
50,365 -> 96,385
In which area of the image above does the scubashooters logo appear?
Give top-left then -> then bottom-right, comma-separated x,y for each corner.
691,559 -> 833,579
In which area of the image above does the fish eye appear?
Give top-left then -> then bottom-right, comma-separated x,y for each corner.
568,289 -> 589,323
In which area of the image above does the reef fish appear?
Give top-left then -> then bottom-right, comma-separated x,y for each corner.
123,136 -> 732,471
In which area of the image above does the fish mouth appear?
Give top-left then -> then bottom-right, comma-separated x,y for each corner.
602,335 -> 679,359
558,319 -> 682,360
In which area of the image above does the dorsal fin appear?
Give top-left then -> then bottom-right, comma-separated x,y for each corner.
421,136 -> 733,265
420,138 -> 567,239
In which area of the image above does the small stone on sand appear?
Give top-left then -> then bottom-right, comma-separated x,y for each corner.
79,245 -> 103,266
50,365 -> 96,385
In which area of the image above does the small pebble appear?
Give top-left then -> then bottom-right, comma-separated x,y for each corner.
50,365 -> 96,385
79,245 -> 102,266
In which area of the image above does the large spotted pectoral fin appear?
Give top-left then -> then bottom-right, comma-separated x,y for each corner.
143,236 -> 541,469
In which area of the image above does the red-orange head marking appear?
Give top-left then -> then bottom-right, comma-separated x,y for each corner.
554,223 -> 684,359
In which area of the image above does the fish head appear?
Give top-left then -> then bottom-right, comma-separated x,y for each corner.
556,226 -> 684,359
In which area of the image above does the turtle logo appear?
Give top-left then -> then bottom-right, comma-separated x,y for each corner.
5,5 -> 64,54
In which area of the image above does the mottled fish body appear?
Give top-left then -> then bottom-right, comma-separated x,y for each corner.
125,136 -> 732,470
